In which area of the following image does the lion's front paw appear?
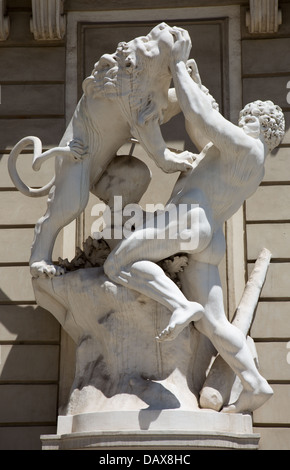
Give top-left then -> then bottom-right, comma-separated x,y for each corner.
30,261 -> 65,279
163,149 -> 196,173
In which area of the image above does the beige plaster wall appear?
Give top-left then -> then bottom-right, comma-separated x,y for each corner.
0,8 -> 65,449
240,4 -> 290,449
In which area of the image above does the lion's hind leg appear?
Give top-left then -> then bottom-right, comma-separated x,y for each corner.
30,158 -> 91,278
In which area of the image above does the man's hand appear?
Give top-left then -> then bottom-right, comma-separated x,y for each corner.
186,59 -> 202,87
186,58 -> 219,112
170,27 -> 192,66
162,148 -> 195,173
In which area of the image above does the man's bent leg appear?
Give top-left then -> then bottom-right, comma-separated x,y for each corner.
180,259 -> 273,413
206,318 -> 273,413
104,233 -> 204,340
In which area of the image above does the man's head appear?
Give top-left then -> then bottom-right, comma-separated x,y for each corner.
239,100 -> 285,151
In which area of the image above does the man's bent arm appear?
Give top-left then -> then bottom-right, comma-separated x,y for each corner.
163,87 -> 211,152
171,61 -> 254,155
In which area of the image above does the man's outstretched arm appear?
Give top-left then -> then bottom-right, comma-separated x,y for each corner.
163,61 -> 216,152
170,29 -> 255,155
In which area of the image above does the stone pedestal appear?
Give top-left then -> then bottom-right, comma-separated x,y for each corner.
33,267 -> 260,451
41,410 -> 259,450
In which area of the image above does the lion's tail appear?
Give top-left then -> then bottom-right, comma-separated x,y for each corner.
8,136 -> 55,198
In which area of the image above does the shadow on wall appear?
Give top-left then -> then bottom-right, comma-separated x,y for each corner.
0,288 -> 61,450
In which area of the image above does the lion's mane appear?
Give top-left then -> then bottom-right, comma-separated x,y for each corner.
82,40 -> 171,128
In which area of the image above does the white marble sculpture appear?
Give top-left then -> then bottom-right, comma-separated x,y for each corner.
103,27 -> 285,414
8,23 -> 195,278
7,23 -> 286,445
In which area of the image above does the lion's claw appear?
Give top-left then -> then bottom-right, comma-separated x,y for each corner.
30,261 -> 65,279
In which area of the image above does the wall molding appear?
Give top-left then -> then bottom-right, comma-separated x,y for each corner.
0,0 -> 10,41
246,0 -> 282,34
30,0 -> 66,40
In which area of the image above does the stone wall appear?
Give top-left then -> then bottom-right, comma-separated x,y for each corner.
241,3 -> 290,449
0,5 -> 65,449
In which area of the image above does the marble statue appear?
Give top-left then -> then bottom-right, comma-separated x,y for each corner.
8,23 -> 195,278
103,27 -> 285,413
7,23 -> 286,448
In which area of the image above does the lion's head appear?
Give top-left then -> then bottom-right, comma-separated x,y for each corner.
82,23 -> 189,127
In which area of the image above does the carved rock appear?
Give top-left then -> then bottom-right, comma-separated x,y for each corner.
33,267 -> 202,416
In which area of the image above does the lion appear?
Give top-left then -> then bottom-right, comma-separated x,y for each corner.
8,23 -> 195,278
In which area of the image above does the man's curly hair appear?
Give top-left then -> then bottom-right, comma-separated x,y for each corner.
239,100 -> 285,151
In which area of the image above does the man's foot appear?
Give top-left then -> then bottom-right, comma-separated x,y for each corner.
156,303 -> 204,342
30,261 -> 65,279
222,379 -> 273,414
